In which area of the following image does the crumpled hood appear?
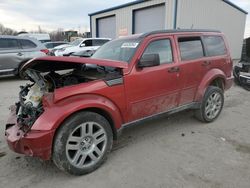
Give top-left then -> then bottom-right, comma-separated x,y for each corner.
20,56 -> 128,74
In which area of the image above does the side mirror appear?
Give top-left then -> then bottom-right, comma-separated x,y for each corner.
80,43 -> 85,47
138,54 -> 160,68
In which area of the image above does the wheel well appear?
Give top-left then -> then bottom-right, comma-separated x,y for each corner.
55,108 -> 118,140
15,60 -> 28,76
209,77 -> 225,91
84,107 -> 118,140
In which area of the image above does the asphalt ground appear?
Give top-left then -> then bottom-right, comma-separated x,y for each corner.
0,75 -> 250,188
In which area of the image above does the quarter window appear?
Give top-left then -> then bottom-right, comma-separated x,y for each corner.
0,38 -> 19,49
178,37 -> 204,61
203,36 -> 226,56
92,39 -> 110,46
143,39 -> 173,64
45,43 -> 53,48
19,39 -> 37,49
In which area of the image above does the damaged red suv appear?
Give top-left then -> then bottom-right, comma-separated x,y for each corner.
5,30 -> 233,175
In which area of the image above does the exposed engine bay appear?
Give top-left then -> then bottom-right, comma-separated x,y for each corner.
16,64 -> 122,129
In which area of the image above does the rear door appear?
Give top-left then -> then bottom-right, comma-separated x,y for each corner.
18,39 -> 44,61
0,38 -> 23,71
202,35 -> 230,78
175,36 -> 206,105
125,36 -> 180,122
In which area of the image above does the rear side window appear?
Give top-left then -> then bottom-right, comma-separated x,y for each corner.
203,36 -> 227,56
45,43 -> 53,48
0,38 -> 19,49
84,40 -> 93,46
19,39 -> 37,49
143,39 -> 173,64
178,37 -> 204,61
54,42 -> 65,47
92,39 -> 109,46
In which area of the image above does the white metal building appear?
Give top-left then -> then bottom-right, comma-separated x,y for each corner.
89,0 -> 247,59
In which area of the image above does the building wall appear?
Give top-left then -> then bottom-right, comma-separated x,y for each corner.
177,0 -> 247,59
90,0 -> 176,38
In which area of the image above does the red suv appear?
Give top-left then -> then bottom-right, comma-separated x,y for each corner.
5,30 -> 233,175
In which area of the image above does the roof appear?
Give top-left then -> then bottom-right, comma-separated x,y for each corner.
111,29 -> 221,41
88,0 -> 145,16
140,29 -> 221,38
88,0 -> 248,16
222,0 -> 248,14
0,35 -> 43,42
0,35 -> 30,39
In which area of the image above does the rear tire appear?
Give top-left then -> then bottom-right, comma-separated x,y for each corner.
52,111 -> 113,175
195,86 -> 224,123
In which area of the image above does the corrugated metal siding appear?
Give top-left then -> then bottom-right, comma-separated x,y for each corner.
134,4 -> 166,33
97,16 -> 116,39
91,0 -> 174,38
177,0 -> 247,59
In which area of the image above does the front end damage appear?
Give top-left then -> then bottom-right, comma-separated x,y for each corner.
5,56 -> 126,160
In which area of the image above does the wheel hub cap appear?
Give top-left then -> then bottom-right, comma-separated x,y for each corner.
80,136 -> 94,152
66,122 -> 107,168
205,92 -> 222,120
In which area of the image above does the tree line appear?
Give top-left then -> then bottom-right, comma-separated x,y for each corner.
0,23 -> 86,41
0,23 -> 18,35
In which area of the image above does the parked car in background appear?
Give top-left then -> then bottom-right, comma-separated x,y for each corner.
67,49 -> 96,57
5,29 -> 233,175
50,38 -> 83,56
18,33 -> 51,43
0,35 -> 48,76
54,38 -> 110,56
44,41 -> 69,54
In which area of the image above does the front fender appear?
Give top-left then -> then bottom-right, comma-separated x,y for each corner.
195,69 -> 226,101
31,94 -> 123,132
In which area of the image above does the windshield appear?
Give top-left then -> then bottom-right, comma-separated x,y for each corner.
70,39 -> 82,46
92,38 -> 141,63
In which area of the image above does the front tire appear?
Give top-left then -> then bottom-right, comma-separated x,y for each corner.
195,86 -> 224,122
52,111 -> 113,175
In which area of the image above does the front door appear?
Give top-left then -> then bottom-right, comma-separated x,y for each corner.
175,36 -> 206,105
0,38 -> 22,71
124,36 -> 180,122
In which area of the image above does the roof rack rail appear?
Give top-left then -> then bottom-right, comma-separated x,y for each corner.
140,29 -> 221,38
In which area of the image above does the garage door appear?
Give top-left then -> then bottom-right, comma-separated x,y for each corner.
97,16 -> 116,39
133,4 -> 166,34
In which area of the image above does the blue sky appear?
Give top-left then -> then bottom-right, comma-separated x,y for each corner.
0,0 -> 249,37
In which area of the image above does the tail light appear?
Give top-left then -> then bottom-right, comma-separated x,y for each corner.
226,58 -> 233,77
40,49 -> 49,55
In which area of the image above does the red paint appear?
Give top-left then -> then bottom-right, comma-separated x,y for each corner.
21,56 -> 128,72
6,31 -> 233,160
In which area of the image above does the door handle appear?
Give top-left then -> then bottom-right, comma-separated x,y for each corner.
202,61 -> 211,66
168,67 -> 180,73
17,52 -> 24,56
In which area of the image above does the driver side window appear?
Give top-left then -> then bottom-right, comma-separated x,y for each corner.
143,39 -> 173,64
82,40 -> 93,47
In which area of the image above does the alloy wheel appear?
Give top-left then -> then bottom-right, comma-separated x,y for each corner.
205,92 -> 222,120
66,122 -> 107,168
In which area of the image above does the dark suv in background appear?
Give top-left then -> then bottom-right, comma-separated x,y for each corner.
0,36 -> 48,76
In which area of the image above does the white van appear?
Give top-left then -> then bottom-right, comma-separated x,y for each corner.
18,33 -> 51,43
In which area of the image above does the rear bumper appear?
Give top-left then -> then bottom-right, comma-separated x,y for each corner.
5,106 -> 55,160
225,76 -> 234,90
